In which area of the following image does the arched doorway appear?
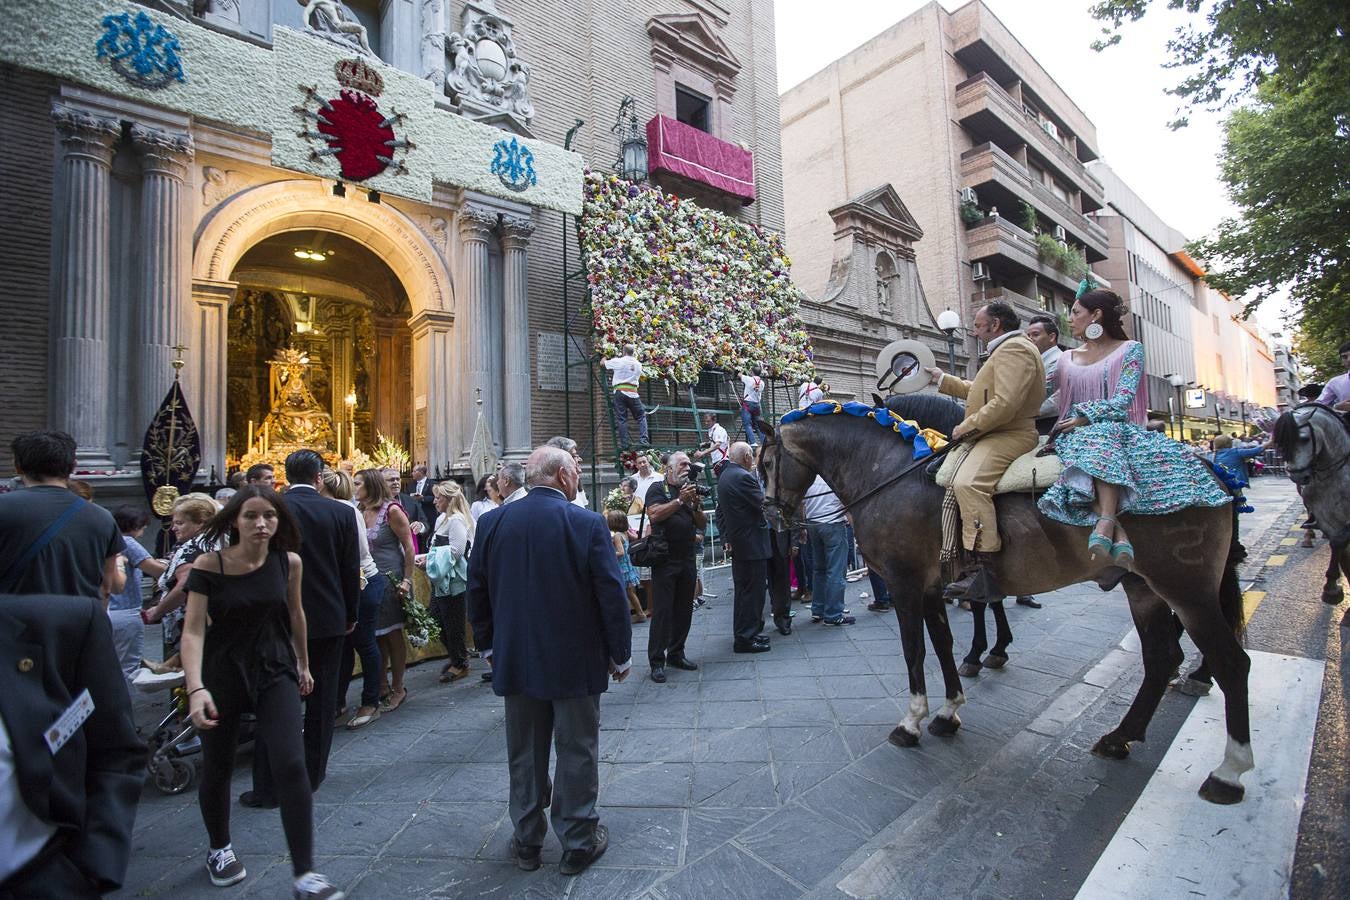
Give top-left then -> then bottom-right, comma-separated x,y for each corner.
191,179 -> 457,476
225,230 -> 412,471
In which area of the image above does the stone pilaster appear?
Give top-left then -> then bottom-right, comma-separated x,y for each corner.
457,204 -> 498,458
500,213 -> 534,459
410,309 -> 456,470
130,124 -> 194,450
51,103 -> 121,468
190,279 -> 236,479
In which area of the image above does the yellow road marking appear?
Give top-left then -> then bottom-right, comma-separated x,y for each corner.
1267,554 -> 1289,567
1243,590 -> 1266,620
1281,537 -> 1298,546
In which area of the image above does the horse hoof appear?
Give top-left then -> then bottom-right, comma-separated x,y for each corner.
982,653 -> 1008,669
1091,736 -> 1130,760
927,715 -> 961,737
888,725 -> 920,748
958,662 -> 982,678
1322,587 -> 1344,605
1198,774 -> 1244,805
1173,677 -> 1212,697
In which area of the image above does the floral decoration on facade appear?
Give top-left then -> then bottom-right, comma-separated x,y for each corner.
490,137 -> 536,192
618,448 -> 662,473
95,10 -> 185,89
296,58 -> 413,181
581,172 -> 814,384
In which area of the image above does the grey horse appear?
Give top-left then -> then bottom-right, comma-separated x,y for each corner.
1273,403 -> 1350,619
759,395 -> 1254,804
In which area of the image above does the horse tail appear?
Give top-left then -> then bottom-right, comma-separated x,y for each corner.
1219,497 -> 1247,640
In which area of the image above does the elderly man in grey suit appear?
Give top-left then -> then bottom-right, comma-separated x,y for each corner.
468,446 -> 632,876
716,442 -> 773,652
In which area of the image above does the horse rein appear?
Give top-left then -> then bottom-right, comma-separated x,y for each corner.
762,433 -> 958,528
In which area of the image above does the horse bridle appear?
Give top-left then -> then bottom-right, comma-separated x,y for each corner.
1288,403 -> 1350,479
761,428 -> 957,528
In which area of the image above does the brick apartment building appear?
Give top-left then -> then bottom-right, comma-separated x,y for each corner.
781,0 -> 1110,389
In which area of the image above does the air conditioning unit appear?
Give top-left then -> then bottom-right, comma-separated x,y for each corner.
1053,224 -> 1066,241
1041,120 -> 1059,139
961,187 -> 978,205
971,262 -> 991,282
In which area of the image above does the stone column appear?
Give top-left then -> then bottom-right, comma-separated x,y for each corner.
457,204 -> 498,458
410,309 -> 456,470
130,124 -> 194,450
190,280 -> 236,480
51,104 -> 121,468
500,213 -> 534,460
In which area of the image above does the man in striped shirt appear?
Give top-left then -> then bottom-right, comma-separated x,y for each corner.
603,345 -> 649,449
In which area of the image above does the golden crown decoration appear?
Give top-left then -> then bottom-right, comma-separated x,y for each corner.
334,58 -> 383,96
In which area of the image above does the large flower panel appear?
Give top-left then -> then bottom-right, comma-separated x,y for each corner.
581,172 -> 815,384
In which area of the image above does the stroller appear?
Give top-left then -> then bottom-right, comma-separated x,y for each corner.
136,669 -> 256,794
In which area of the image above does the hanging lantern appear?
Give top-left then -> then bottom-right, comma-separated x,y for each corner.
612,95 -> 648,183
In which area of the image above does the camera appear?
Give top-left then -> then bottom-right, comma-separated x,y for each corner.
684,461 -> 713,497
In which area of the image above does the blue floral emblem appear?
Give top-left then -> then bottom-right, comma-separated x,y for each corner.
490,138 -> 537,193
96,10 -> 186,89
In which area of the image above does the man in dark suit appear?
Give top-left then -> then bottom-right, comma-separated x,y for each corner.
384,468 -> 429,552
468,446 -> 632,877
0,594 -> 143,898
409,464 -> 437,534
715,442 -> 773,653
245,450 -> 359,808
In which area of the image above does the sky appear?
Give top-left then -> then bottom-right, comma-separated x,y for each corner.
772,0 -> 1286,333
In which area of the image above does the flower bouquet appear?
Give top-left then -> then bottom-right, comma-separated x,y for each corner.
386,571 -> 440,648
603,487 -> 630,512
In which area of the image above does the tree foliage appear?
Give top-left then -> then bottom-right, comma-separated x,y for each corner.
1089,0 -> 1349,128
1092,1 -> 1349,378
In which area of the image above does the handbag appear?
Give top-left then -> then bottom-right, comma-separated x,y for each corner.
627,504 -> 668,568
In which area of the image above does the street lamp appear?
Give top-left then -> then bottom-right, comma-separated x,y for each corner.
612,96 -> 648,183
1165,373 -> 1185,440
936,308 -> 961,373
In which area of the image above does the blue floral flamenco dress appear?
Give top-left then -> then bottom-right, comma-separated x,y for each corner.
1038,341 -> 1231,526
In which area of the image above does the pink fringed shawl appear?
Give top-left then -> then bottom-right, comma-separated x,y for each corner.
1055,341 -> 1150,425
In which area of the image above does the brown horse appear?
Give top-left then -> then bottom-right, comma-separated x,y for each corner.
759,395 -> 1254,804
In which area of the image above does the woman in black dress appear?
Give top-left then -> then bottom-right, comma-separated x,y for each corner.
181,486 -> 344,900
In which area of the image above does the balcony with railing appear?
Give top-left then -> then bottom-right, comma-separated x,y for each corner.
645,115 -> 757,205
960,142 -> 1108,260
954,73 -> 1104,209
964,216 -> 1085,294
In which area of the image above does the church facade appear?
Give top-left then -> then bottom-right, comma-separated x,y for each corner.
0,0 -> 785,491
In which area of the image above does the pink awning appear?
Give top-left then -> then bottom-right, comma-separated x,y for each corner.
646,115 -> 756,204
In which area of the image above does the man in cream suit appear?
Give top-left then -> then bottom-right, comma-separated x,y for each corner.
925,302 -> 1045,600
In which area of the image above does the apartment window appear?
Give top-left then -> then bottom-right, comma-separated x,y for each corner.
675,86 -> 711,133
1212,313 -> 1221,335
1049,178 -> 1068,203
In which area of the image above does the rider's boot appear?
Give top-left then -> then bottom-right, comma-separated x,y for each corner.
942,553 -> 1006,603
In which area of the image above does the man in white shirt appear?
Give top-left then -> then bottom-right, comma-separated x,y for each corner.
499,462 -> 527,504
1025,316 -> 1063,420
800,476 -> 854,626
692,413 -> 729,475
798,379 -> 826,409
602,345 -> 649,449
736,366 -> 766,446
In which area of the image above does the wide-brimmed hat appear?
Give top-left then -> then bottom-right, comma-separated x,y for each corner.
874,339 -> 936,396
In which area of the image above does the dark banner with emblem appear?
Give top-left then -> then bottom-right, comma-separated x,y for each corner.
140,381 -> 201,514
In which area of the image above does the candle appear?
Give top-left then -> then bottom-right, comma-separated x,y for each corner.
263,422 -> 270,454
247,419 -> 254,450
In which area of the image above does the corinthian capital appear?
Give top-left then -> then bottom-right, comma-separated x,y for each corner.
459,204 -> 499,241
499,214 -> 536,247
130,124 -> 195,179
51,103 -> 121,162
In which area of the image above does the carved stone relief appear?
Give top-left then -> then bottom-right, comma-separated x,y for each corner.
295,0 -> 375,58
445,1 -> 536,131
201,166 -> 244,207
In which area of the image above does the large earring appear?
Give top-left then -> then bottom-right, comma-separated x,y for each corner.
1084,322 -> 1104,341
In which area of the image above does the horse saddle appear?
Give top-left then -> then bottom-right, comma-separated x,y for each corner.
934,436 -> 1063,495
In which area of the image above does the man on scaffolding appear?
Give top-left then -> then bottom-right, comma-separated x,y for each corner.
602,344 -> 648,449
733,366 -> 766,446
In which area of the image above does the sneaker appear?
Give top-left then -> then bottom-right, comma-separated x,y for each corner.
810,614 -> 823,623
293,872 -> 345,900
693,597 -> 706,609
701,590 -> 719,599
207,847 -> 246,887
824,616 -> 856,626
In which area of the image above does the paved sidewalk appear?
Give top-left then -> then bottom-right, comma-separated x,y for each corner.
119,477 -> 1302,898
